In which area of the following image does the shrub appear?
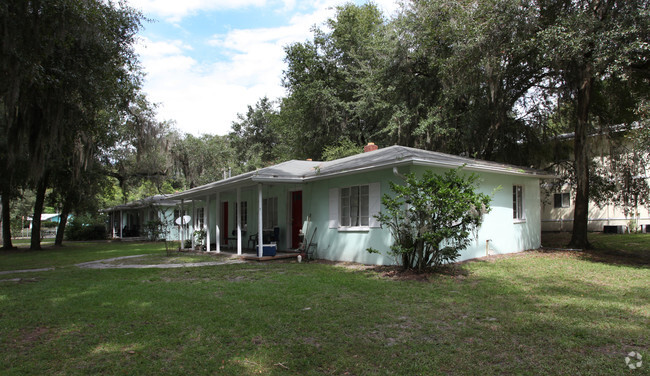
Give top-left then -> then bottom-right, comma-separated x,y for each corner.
65,214 -> 107,241
143,219 -> 165,241
368,168 -> 491,271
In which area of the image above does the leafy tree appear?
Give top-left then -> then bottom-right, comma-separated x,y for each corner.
369,168 -> 491,272
394,0 -> 545,161
0,0 -> 144,249
533,0 -> 649,248
322,138 -> 364,161
107,97 -> 176,203
229,97 -> 283,170
171,133 -> 236,188
282,3 -> 390,159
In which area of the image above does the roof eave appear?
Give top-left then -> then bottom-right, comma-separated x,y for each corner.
411,160 -> 558,179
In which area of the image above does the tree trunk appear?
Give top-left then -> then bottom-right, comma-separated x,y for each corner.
569,65 -> 593,249
30,174 -> 49,250
1,192 -> 15,250
54,199 -> 71,246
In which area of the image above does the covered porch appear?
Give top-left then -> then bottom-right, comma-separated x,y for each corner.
103,195 -> 183,240
169,161 -> 318,258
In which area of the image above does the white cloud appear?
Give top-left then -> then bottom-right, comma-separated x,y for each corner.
134,0 -> 401,136
129,0 -> 267,22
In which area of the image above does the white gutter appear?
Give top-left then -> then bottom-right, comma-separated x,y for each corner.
305,159 -> 557,181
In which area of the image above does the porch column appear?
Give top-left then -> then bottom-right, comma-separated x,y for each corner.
237,187 -> 242,255
119,210 -> 123,238
205,194 -> 211,252
180,199 -> 185,248
258,183 -> 263,258
191,199 -> 196,249
215,192 -> 221,253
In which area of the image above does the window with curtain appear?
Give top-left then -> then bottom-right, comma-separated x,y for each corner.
340,185 -> 369,227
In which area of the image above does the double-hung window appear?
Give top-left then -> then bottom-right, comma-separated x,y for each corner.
329,182 -> 380,230
340,185 -> 370,227
513,185 -> 524,221
553,192 -> 570,208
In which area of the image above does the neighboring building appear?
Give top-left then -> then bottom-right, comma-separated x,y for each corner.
103,195 -> 186,240
131,144 -> 552,265
540,127 -> 650,233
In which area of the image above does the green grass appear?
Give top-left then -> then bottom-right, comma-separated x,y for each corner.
542,232 -> 650,265
0,241 -> 166,271
0,239 -> 648,375
102,252 -> 234,265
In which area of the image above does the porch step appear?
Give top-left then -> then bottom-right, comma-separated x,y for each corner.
240,252 -> 300,262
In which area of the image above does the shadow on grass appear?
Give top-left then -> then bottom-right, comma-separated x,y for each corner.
542,232 -> 650,267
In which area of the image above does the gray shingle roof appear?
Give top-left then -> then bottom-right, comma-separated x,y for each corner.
103,194 -> 183,212
168,145 -> 554,199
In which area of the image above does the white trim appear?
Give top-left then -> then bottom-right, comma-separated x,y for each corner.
237,187 -> 242,255
215,192 -> 220,253
337,227 -> 370,232
368,182 -> 381,228
513,185 -> 525,222
542,217 -> 650,222
206,195 -> 211,252
328,188 -> 339,229
258,184 -> 263,258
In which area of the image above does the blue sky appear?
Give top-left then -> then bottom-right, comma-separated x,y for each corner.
127,0 -> 400,136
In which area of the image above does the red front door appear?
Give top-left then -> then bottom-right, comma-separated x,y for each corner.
222,202 -> 228,245
291,191 -> 303,249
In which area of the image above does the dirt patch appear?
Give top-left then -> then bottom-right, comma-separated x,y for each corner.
312,259 -> 473,281
18,327 -> 51,346
227,275 -> 249,282
302,337 -> 321,349
0,277 -> 39,283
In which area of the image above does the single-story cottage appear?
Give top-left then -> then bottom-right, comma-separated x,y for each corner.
103,194 -> 186,240
112,144 -> 552,265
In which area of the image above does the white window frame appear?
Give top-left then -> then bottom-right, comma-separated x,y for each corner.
329,182 -> 380,231
513,185 -> 525,222
553,192 -> 570,208
340,184 -> 370,228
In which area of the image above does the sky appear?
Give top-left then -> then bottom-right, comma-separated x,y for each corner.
127,0 -> 401,136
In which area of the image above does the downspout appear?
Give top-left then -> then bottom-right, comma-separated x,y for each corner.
393,167 -> 406,180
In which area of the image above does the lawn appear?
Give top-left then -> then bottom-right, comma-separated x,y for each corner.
0,237 -> 648,375
0,241 -> 169,271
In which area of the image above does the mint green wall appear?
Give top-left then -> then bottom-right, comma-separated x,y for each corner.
305,166 -> 542,265
166,165 -> 541,263
303,168 -> 400,265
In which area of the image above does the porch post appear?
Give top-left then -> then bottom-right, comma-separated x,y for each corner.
237,187 -> 242,255
180,199 -> 185,249
258,183 -> 263,258
119,210 -> 123,238
191,199 -> 196,249
205,194 -> 211,252
215,192 -> 221,253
